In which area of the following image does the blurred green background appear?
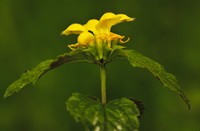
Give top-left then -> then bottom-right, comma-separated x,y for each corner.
0,0 -> 199,131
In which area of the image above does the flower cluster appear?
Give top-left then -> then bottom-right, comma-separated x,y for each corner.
62,12 -> 134,50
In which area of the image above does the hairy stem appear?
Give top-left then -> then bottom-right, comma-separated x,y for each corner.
100,64 -> 106,104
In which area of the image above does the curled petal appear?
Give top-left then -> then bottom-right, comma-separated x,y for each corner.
62,23 -> 87,35
68,43 -> 80,50
84,19 -> 99,34
109,33 -> 130,44
120,37 -> 130,44
109,32 -> 124,40
78,32 -> 94,46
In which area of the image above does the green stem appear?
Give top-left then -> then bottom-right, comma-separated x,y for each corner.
100,64 -> 106,104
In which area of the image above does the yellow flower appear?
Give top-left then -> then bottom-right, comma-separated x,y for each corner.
62,12 -> 134,50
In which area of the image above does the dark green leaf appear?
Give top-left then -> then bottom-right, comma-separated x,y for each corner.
66,93 -> 140,131
4,59 -> 53,98
119,49 -> 190,109
4,50 -> 90,98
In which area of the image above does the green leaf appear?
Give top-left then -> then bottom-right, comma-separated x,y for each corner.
119,49 -> 190,109
66,93 -> 140,131
4,50 -> 90,98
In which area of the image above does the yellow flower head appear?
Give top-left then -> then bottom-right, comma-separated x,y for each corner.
62,12 -> 134,50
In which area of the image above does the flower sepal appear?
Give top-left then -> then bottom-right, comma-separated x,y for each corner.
80,40 -> 126,65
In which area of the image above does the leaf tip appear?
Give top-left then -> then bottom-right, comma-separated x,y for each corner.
130,98 -> 145,118
179,93 -> 191,110
3,90 -> 11,99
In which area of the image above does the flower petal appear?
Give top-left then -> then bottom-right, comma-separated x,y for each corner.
62,23 -> 87,35
96,12 -> 120,34
117,14 -> 135,22
84,19 -> 99,34
99,12 -> 117,21
78,32 -> 94,46
96,12 -> 134,34
100,12 -> 134,24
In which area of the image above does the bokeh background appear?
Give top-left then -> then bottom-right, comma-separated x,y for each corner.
0,0 -> 199,131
